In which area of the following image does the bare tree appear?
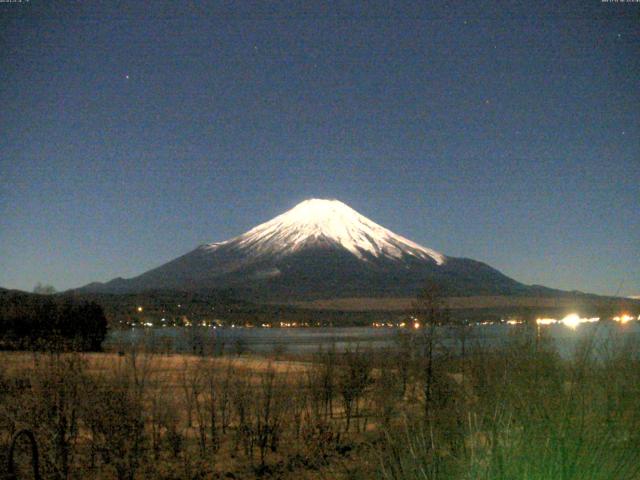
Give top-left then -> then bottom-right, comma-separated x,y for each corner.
338,346 -> 372,432
26,352 -> 86,480
412,282 -> 450,424
203,361 -> 221,453
179,358 -> 198,428
82,367 -> 147,480
373,349 -> 403,427
254,365 -> 286,468
230,369 -> 254,460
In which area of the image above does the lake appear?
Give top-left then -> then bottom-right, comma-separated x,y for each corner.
106,322 -> 640,359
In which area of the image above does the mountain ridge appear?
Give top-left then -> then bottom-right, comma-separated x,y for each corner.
75,199 -> 571,301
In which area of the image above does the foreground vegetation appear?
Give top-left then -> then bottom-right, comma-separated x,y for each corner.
1,322 -> 640,480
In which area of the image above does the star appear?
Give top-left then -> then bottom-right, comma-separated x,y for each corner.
125,74 -> 130,80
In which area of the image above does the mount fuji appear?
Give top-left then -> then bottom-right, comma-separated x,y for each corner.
79,199 -> 533,300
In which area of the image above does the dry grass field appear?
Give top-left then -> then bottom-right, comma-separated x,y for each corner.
0,347 -> 388,480
1,352 -> 311,380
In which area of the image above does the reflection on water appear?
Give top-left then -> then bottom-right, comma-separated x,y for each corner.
106,321 -> 640,359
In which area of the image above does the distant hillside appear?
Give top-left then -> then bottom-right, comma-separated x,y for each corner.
3,285 -> 638,328
289,293 -> 640,311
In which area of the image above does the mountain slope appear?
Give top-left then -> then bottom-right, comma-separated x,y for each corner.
78,199 -> 530,300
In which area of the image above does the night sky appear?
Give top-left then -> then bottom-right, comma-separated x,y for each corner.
1,1 -> 638,296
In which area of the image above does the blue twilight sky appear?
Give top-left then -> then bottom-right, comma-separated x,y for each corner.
0,1 -> 638,296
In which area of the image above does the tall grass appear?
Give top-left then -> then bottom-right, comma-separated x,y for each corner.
377,326 -> 640,480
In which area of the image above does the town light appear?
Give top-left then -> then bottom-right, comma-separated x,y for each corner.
536,318 -> 557,325
613,314 -> 634,324
561,313 -> 581,329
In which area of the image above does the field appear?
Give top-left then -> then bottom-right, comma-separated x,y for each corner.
2,324 -> 640,479
289,295 -> 640,312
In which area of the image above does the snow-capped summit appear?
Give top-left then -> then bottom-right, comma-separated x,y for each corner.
203,199 -> 445,265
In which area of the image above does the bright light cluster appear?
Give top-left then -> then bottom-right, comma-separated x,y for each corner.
536,318 -> 557,325
613,314 -> 635,324
535,313 -> 599,329
561,314 -> 581,329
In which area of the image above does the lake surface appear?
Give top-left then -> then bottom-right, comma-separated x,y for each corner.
106,322 -> 640,359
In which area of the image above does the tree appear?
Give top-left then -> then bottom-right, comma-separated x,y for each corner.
338,346 -> 372,432
33,283 -> 57,295
412,282 -> 450,423
0,294 -> 108,351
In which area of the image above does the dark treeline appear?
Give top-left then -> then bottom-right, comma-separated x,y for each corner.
63,288 -> 409,328
62,287 -> 640,329
0,290 -> 107,351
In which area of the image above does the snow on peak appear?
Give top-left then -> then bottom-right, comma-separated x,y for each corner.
206,198 -> 445,265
